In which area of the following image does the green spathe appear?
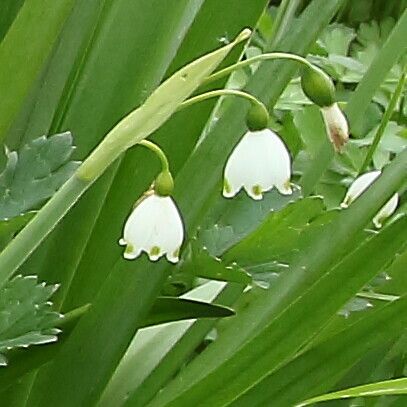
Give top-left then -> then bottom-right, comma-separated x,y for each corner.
301,65 -> 336,107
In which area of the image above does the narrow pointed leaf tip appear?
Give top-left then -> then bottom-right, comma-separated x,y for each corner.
341,170 -> 399,228
120,193 -> 184,263
223,129 -> 292,200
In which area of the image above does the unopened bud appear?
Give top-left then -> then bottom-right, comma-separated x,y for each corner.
301,66 -> 335,107
246,103 -> 270,131
154,170 -> 174,196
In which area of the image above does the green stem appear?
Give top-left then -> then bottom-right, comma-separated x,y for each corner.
138,140 -> 170,171
359,68 -> 406,174
0,176 -> 90,287
203,52 -> 314,85
178,88 -> 267,113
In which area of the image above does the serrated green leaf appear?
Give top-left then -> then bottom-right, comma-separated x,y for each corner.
317,23 -> 356,56
223,197 -> 325,270
0,275 -> 62,366
0,304 -> 89,390
181,242 -> 252,285
0,133 -> 80,219
199,188 -> 302,256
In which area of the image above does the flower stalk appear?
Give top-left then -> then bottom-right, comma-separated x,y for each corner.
203,52 -> 315,85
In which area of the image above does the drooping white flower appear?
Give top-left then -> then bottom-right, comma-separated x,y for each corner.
341,170 -> 399,228
223,129 -> 292,200
119,192 -> 184,263
321,103 -> 349,152
373,194 -> 399,228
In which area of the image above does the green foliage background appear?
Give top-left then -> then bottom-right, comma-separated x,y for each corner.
0,0 -> 406,406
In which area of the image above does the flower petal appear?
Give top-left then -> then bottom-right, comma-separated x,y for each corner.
341,170 -> 381,207
223,129 -> 292,200
321,103 -> 349,152
121,194 -> 184,263
373,193 -> 399,228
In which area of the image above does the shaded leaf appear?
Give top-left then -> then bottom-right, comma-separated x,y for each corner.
0,133 -> 80,219
0,275 -> 62,366
142,296 -> 234,328
297,377 -> 407,406
182,241 -> 251,285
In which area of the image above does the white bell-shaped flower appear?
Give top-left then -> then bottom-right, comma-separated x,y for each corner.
341,170 -> 399,228
223,129 -> 292,200
321,103 -> 349,152
119,192 -> 184,263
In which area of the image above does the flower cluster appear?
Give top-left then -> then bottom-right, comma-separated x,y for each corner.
118,61 -> 396,265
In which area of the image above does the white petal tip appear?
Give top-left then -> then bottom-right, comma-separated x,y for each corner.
277,186 -> 293,196
222,190 -> 237,199
246,185 -> 264,200
373,219 -> 383,229
248,192 -> 263,200
340,202 -> 348,209
119,238 -> 126,246
123,252 -> 139,260
166,256 -> 179,264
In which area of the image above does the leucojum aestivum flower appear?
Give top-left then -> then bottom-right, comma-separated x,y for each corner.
341,170 -> 399,228
119,52 -> 355,263
119,142 -> 184,263
223,105 -> 292,200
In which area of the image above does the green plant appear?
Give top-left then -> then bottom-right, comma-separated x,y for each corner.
0,1 -> 406,406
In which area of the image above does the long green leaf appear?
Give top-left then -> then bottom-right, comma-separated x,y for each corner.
0,0 -> 76,139
297,377 -> 407,406
346,7 -> 407,130
299,7 -> 407,195
20,31 -> 249,407
0,22 -> 248,289
142,297 -> 234,328
231,294 -> 407,406
151,212 -> 407,406
98,281 -> 242,407
60,0 -> 268,311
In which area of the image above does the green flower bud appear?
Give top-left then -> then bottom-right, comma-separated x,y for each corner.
246,103 -> 270,131
154,170 -> 174,196
301,66 -> 336,107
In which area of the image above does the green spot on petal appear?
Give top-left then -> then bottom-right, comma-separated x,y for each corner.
150,246 -> 161,256
252,185 -> 262,197
125,244 -> 134,254
223,179 -> 231,194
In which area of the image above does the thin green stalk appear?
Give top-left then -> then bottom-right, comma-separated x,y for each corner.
203,52 -> 314,85
138,140 -> 170,171
359,68 -> 406,174
178,88 -> 267,113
